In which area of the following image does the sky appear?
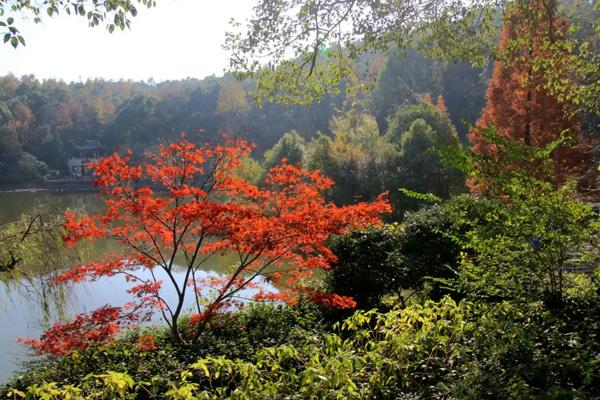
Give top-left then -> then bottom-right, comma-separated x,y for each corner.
0,0 -> 255,83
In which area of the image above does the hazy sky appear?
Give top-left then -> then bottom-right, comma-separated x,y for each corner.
0,0 -> 255,82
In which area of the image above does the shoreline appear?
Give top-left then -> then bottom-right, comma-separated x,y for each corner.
0,179 -> 97,193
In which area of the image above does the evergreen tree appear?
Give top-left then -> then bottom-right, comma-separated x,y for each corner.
371,48 -> 443,131
262,130 -> 306,171
385,102 -> 458,146
393,118 -> 464,213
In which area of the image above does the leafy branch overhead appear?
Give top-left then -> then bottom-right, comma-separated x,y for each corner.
0,0 -> 157,48
224,0 -> 501,104
225,0 -> 599,111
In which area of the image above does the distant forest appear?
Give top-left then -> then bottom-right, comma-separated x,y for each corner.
1,41 -> 597,215
0,49 -> 485,177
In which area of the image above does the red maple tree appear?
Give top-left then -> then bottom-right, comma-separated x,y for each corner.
467,0 -> 591,194
23,134 -> 389,355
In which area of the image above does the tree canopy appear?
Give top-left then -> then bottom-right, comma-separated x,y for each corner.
226,0 -> 599,115
225,0 -> 500,104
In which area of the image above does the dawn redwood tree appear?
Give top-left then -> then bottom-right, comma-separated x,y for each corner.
23,134 -> 389,355
467,0 -> 591,193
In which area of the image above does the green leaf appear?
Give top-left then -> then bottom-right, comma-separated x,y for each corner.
3,33 -> 10,43
399,188 -> 441,203
10,36 -> 17,48
7,17 -> 13,25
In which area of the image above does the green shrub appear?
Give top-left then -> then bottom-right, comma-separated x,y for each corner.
398,203 -> 462,299
449,182 -> 600,305
6,294 -> 600,399
327,224 -> 405,310
327,201 -> 469,309
192,297 -> 600,399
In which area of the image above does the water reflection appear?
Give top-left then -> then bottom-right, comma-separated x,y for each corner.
0,191 -> 104,226
0,265 -> 277,383
0,191 -> 278,383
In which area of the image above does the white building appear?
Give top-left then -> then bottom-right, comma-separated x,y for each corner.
67,140 -> 106,178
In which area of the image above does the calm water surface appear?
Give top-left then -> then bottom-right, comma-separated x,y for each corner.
0,190 -> 271,383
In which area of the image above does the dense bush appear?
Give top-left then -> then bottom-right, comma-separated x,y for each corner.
398,203 -> 462,299
327,199 -> 473,309
327,224 -> 405,310
447,182 -> 600,305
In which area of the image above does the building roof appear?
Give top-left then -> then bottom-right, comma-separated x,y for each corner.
74,139 -> 105,151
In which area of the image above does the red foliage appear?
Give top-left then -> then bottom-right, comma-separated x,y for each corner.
26,133 -> 389,354
20,306 -> 133,356
137,335 -> 157,352
468,1 -> 591,193
308,291 -> 357,309
436,96 -> 448,116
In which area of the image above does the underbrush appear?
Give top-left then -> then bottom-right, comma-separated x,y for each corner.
4,293 -> 600,399
2,301 -> 327,399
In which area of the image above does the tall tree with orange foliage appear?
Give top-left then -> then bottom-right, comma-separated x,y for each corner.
468,0 -> 591,194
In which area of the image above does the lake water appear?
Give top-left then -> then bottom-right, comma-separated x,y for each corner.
0,190 -> 274,383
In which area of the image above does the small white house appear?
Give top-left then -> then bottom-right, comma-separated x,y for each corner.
67,140 -> 106,178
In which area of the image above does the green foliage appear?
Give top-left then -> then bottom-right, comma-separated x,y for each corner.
303,134 -> 337,174
2,302 -> 327,398
371,47 -> 445,130
304,112 -> 396,205
327,224 -> 406,310
0,211 -> 74,278
4,152 -> 48,182
190,294 -> 600,399
232,157 -> 264,185
385,105 -> 465,214
440,61 -> 487,139
328,205 -> 464,309
396,118 -> 464,210
452,180 -> 600,304
227,0 -> 597,120
385,103 -> 457,144
262,130 -> 306,171
438,127 -> 600,304
399,203 -> 463,299
215,80 -> 250,133
225,0 -> 500,104
398,188 -> 441,204
509,0 -> 600,117
1,0 -> 158,48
